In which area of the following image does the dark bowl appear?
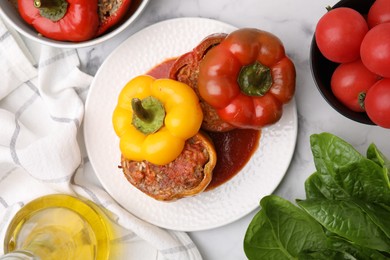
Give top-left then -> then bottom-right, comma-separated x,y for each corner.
310,0 -> 375,125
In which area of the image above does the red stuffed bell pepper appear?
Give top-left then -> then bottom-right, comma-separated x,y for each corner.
96,0 -> 132,36
169,33 -> 238,132
198,28 -> 296,130
18,0 -> 100,42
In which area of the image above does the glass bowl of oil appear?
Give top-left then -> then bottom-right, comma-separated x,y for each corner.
3,194 -> 118,260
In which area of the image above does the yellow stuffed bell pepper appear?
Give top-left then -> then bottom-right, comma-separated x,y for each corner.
112,75 -> 203,165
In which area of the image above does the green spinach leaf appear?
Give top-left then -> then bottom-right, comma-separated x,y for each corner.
367,143 -> 390,184
244,133 -> 390,259
310,133 -> 390,204
244,195 -> 328,260
334,160 -> 390,204
305,172 -> 349,200
353,200 -> 390,239
297,199 -> 390,252
326,235 -> 389,260
298,250 -> 355,260
367,143 -> 390,170
310,133 -> 363,177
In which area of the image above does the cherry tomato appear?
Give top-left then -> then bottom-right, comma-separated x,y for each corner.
365,79 -> 390,128
315,7 -> 368,63
360,23 -> 390,78
367,0 -> 390,28
331,59 -> 379,112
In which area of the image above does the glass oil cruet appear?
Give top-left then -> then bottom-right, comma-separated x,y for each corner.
1,194 -> 117,260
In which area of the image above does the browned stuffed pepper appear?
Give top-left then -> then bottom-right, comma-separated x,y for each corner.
97,0 -> 133,36
121,132 -> 217,201
113,76 -> 217,201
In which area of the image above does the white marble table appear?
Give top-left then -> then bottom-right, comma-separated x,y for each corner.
24,0 -> 390,259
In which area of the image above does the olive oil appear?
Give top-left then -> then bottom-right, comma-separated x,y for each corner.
3,194 -> 117,260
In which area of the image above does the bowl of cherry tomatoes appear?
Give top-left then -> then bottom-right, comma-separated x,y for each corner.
310,0 -> 390,128
0,0 -> 150,48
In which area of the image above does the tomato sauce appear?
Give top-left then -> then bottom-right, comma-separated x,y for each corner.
146,59 -> 261,190
205,129 -> 260,190
147,58 -> 176,79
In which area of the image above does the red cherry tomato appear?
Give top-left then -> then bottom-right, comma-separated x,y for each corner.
365,79 -> 390,128
360,23 -> 390,78
315,7 -> 368,63
331,59 -> 379,112
367,0 -> 390,28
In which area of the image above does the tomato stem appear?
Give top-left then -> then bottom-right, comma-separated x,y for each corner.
358,92 -> 366,110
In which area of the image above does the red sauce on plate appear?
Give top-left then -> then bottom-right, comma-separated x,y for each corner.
146,58 -> 261,190
147,58 -> 176,79
205,129 -> 260,190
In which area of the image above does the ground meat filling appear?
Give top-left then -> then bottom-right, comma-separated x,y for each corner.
98,0 -> 122,19
175,66 -> 235,132
170,35 -> 236,132
121,135 -> 209,200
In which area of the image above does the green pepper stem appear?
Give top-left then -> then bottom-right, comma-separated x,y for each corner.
34,0 -> 68,22
238,61 -> 273,96
131,97 -> 165,135
132,98 -> 152,122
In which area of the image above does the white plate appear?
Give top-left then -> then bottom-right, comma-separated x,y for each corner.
84,17 -> 298,232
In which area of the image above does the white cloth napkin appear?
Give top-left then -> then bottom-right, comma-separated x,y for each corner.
0,17 -> 202,260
